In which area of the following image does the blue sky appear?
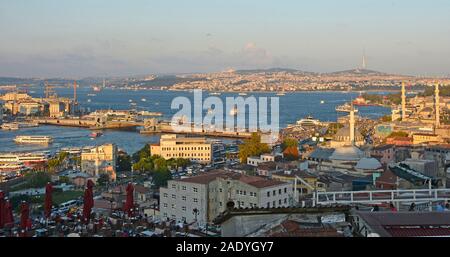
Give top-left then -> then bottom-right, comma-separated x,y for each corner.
1,0 -> 450,77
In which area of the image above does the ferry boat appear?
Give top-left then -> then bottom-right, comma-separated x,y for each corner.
89,132 -> 103,138
0,163 -> 28,174
60,147 -> 82,155
14,136 -> 53,144
320,100 -> 325,104
335,103 -> 358,113
1,123 -> 19,130
296,115 -> 320,127
139,111 -> 163,117
0,152 -> 48,166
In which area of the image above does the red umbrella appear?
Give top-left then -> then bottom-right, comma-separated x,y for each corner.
0,191 -> 5,229
20,201 -> 30,230
4,199 -> 14,227
123,183 -> 134,217
44,183 -> 53,218
82,180 -> 94,223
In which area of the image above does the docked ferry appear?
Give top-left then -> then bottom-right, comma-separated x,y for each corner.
296,115 -> 320,127
14,135 -> 53,144
0,152 -> 48,166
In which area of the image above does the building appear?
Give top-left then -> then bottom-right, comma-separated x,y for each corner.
412,133 -> 441,145
150,134 -> 212,164
159,170 -> 293,225
272,169 -> 326,196
18,101 -> 42,115
370,144 -> 395,166
81,143 -> 117,181
247,153 -> 277,167
49,101 -> 66,118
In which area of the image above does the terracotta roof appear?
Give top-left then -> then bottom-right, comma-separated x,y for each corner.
177,170 -> 288,188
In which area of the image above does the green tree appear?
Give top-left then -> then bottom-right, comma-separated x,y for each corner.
118,153 -> 132,172
132,144 -> 151,162
132,158 -> 153,173
238,133 -> 271,163
25,171 -> 51,188
281,138 -> 298,151
97,173 -> 110,186
152,169 -> 172,188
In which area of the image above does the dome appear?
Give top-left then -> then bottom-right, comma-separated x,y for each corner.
356,158 -> 382,170
330,146 -> 364,161
333,126 -> 364,142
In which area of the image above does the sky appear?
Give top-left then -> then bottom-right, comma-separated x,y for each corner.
1,0 -> 450,78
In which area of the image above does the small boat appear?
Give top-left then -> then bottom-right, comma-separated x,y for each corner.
320,100 -> 325,104
87,99 -> 91,103
141,98 -> 147,102
209,92 -> 221,96
296,116 -> 320,127
129,99 -> 133,102
238,92 -> 248,96
87,93 -> 96,97
276,92 -> 286,96
89,132 -> 103,138
1,123 -> 20,130
130,102 -> 137,106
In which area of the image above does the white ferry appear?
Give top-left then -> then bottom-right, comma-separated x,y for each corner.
0,163 -> 28,174
1,123 -> 19,130
238,92 -> 248,96
14,136 -> 53,144
296,115 -> 320,127
0,152 -> 48,166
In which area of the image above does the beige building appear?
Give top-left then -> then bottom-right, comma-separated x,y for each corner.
81,143 -> 118,181
150,134 -> 212,164
49,101 -> 66,118
160,170 -> 293,225
412,133 -> 442,145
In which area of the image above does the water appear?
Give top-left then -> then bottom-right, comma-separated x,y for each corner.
0,88 -> 390,154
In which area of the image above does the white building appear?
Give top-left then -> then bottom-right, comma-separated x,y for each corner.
151,134 -> 212,164
159,170 -> 293,225
247,153 -> 277,167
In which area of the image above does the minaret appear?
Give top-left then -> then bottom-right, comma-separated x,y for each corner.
73,81 -> 77,103
349,105 -> 355,145
401,81 -> 406,121
362,50 -> 366,70
435,82 -> 440,128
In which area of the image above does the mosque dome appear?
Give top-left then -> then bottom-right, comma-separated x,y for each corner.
333,126 -> 364,142
330,146 -> 364,161
355,158 -> 382,170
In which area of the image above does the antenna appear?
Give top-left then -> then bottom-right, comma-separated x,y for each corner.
362,48 -> 367,69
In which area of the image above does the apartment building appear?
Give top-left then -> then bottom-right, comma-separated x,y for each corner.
159,170 -> 293,225
150,134 -> 212,164
81,143 -> 118,181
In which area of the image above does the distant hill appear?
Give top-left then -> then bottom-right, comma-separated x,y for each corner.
326,68 -> 391,76
235,67 -> 314,75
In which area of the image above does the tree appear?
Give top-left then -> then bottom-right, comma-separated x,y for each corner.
152,169 -> 172,188
153,157 -> 167,171
283,146 -> 299,161
25,171 -> 51,188
132,144 -> 151,163
281,138 -> 298,151
117,153 -> 132,172
238,133 -> 271,163
132,158 -> 153,173
97,173 -> 110,186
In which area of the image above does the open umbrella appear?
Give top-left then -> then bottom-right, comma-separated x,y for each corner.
20,201 -> 30,230
0,191 -> 5,229
82,180 -> 94,223
123,183 -> 134,217
44,183 -> 53,218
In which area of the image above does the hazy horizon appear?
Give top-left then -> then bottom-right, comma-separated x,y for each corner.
1,0 -> 450,78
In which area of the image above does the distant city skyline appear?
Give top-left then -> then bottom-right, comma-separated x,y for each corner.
1,0 -> 450,78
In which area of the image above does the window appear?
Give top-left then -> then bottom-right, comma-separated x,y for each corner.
172,194 -> 176,199
284,198 -> 287,204
193,198 -> 198,203
273,201 -> 276,207
219,188 -> 222,193
243,191 -> 246,195
171,184 -> 176,189
279,189 -> 282,194
284,188 -> 287,193
163,213 -> 168,217
171,204 -> 176,209
163,203 -> 168,208
273,190 -> 276,196
267,202 -> 270,208
279,199 -> 282,205
182,186 -> 187,190
219,202 -> 223,207
163,193 -> 168,198
182,196 -> 187,201
193,187 -> 198,193
267,191 -> 270,197
182,206 -> 187,211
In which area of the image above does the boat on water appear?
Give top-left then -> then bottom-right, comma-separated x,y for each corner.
0,152 -> 49,166
296,115 -> 320,127
93,86 -> 101,92
129,99 -> 133,102
89,132 -> 103,138
87,99 -> 92,103
1,123 -> 20,130
139,111 -> 163,117
352,95 -> 374,106
209,92 -> 221,96
335,103 -> 358,113
320,100 -> 325,104
14,136 -> 53,144
238,92 -> 248,96
276,92 -> 286,96
87,93 -> 97,97
130,102 -> 137,106
141,98 -> 147,102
